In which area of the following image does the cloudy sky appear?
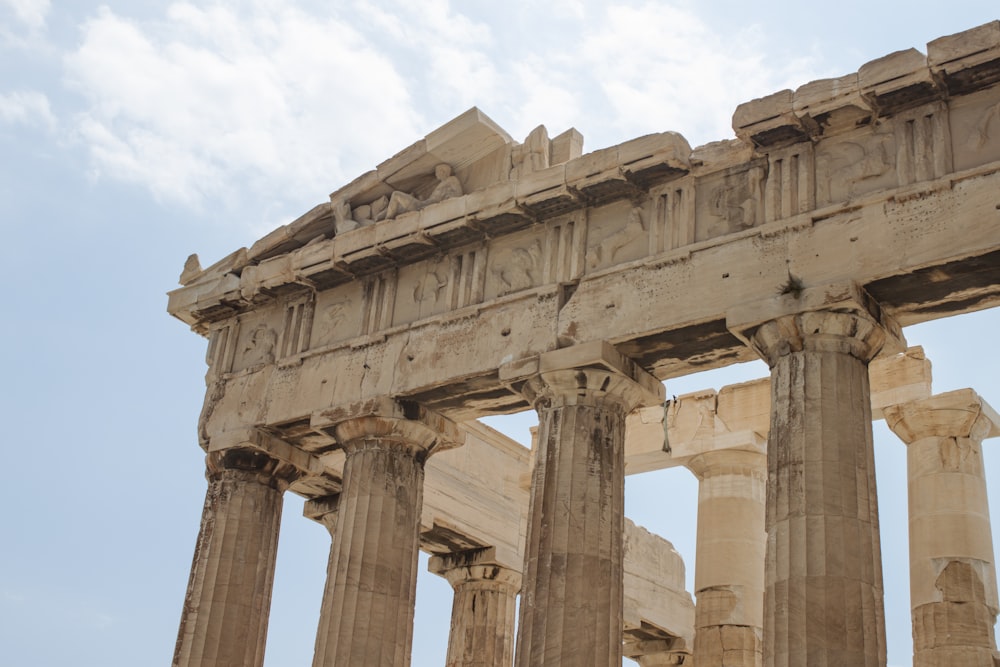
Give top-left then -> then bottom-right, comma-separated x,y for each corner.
2,1 -> 999,665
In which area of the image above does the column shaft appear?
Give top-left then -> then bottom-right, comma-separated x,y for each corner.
885,390 -> 1000,667
313,440 -> 424,667
430,550 -> 522,667
689,449 -> 766,667
173,449 -> 289,667
750,310 -> 890,667
515,369 -> 647,667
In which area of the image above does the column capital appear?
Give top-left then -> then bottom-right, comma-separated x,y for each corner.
726,281 -> 904,366
884,388 -> 1000,444
428,547 -> 523,591
206,447 -> 300,491
685,447 -> 766,481
310,396 -> 463,460
500,340 -> 665,411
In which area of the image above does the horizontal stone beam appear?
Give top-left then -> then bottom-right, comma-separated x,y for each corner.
624,346 -> 933,474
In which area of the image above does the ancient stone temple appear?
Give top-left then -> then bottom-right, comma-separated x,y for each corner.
168,21 -> 1000,667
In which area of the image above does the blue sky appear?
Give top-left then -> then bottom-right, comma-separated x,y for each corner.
2,2 -> 999,665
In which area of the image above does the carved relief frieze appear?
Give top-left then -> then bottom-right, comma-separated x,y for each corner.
230,312 -> 277,374
393,256 -> 450,324
649,179 -> 694,254
484,230 -> 544,300
585,202 -> 647,272
390,247 -> 489,325
949,86 -> 1000,171
815,125 -> 897,206
695,161 -> 766,242
311,281 -> 364,350
763,143 -> 815,223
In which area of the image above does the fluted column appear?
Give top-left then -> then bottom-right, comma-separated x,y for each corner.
687,448 -> 767,667
429,547 -> 522,667
173,448 -> 297,667
884,389 -> 1000,666
729,286 -> 902,667
302,495 -> 341,667
311,400 -> 461,667
512,349 -> 662,667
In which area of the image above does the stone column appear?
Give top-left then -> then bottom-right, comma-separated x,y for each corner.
510,343 -> 663,667
311,399 -> 461,667
173,448 -> 297,667
302,495 -> 340,667
884,389 -> 1000,667
728,285 -> 902,667
687,448 -> 767,667
429,547 -> 523,667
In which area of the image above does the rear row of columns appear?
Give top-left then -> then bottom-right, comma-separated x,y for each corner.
174,285 -> 998,667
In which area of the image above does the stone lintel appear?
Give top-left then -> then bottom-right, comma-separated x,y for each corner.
884,388 -> 1000,443
499,340 -> 665,407
625,379 -> 769,471
869,345 -> 933,419
726,281 -> 905,362
310,396 -> 463,457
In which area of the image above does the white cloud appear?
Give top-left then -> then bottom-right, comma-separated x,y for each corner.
59,0 -> 834,221
64,2 -> 423,215
1,0 -> 49,31
0,89 -> 56,130
572,2 -> 826,147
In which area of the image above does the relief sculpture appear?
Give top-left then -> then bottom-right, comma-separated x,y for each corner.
491,239 -> 542,296
964,101 -> 1000,152
412,267 -> 449,305
587,206 -> 646,269
701,165 -> 765,239
510,125 -> 550,180
380,163 -> 463,221
323,297 -> 353,334
816,135 -> 894,204
241,324 -> 276,368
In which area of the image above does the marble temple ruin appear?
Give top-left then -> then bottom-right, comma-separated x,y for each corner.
167,21 -> 1000,667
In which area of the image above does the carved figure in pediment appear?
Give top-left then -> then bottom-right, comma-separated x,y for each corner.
179,253 -> 201,285
492,240 -> 542,295
333,196 -> 389,233
332,200 -> 357,234
587,207 -> 646,269
379,163 -> 463,221
242,324 -> 276,366
510,125 -> 550,180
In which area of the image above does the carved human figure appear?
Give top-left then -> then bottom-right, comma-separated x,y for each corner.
510,125 -> 550,180
380,163 -> 463,221
587,206 -> 646,269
